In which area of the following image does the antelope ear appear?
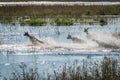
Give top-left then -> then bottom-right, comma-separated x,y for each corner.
25,32 -> 28,34
24,32 -> 29,36
67,34 -> 71,39
87,27 -> 89,30
84,28 -> 86,32
84,28 -> 89,32
68,34 -> 71,37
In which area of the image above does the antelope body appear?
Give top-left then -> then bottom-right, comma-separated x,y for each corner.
67,34 -> 85,43
24,32 -> 44,45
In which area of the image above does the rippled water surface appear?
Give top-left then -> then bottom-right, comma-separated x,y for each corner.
0,17 -> 120,78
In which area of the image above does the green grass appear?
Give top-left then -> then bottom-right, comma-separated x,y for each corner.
21,18 -> 46,26
54,17 -> 73,26
0,16 -> 110,26
2,56 -> 120,80
20,17 -> 108,26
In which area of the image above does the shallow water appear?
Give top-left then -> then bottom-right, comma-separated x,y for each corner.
0,17 -> 120,78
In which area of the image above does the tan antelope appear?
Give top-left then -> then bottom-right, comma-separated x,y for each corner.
84,28 -> 89,35
67,34 -> 85,43
84,28 -> 93,39
24,32 -> 44,45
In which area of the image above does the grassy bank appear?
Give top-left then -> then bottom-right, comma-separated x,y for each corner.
0,4 -> 119,26
0,5 -> 119,17
21,18 -> 46,26
19,17 -> 108,26
2,56 -> 120,80
0,16 -> 108,26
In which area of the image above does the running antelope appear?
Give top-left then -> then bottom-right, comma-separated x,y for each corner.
67,34 -> 85,43
24,32 -> 44,45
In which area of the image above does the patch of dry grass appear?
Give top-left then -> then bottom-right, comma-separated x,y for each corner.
0,5 -> 119,17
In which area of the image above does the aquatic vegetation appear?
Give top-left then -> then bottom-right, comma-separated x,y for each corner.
99,18 -> 107,26
54,17 -> 73,26
21,18 -> 46,26
0,16 -> 110,26
9,62 -> 40,80
2,57 -> 120,80
0,17 -> 13,24
53,57 -> 120,80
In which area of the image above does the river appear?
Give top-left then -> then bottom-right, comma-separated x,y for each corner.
0,16 -> 120,79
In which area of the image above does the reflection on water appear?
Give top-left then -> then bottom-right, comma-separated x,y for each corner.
0,17 -> 120,78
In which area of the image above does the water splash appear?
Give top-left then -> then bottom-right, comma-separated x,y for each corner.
0,17 -> 120,53
0,32 -> 119,54
85,32 -> 120,49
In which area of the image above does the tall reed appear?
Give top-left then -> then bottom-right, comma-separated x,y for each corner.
2,56 -> 120,80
